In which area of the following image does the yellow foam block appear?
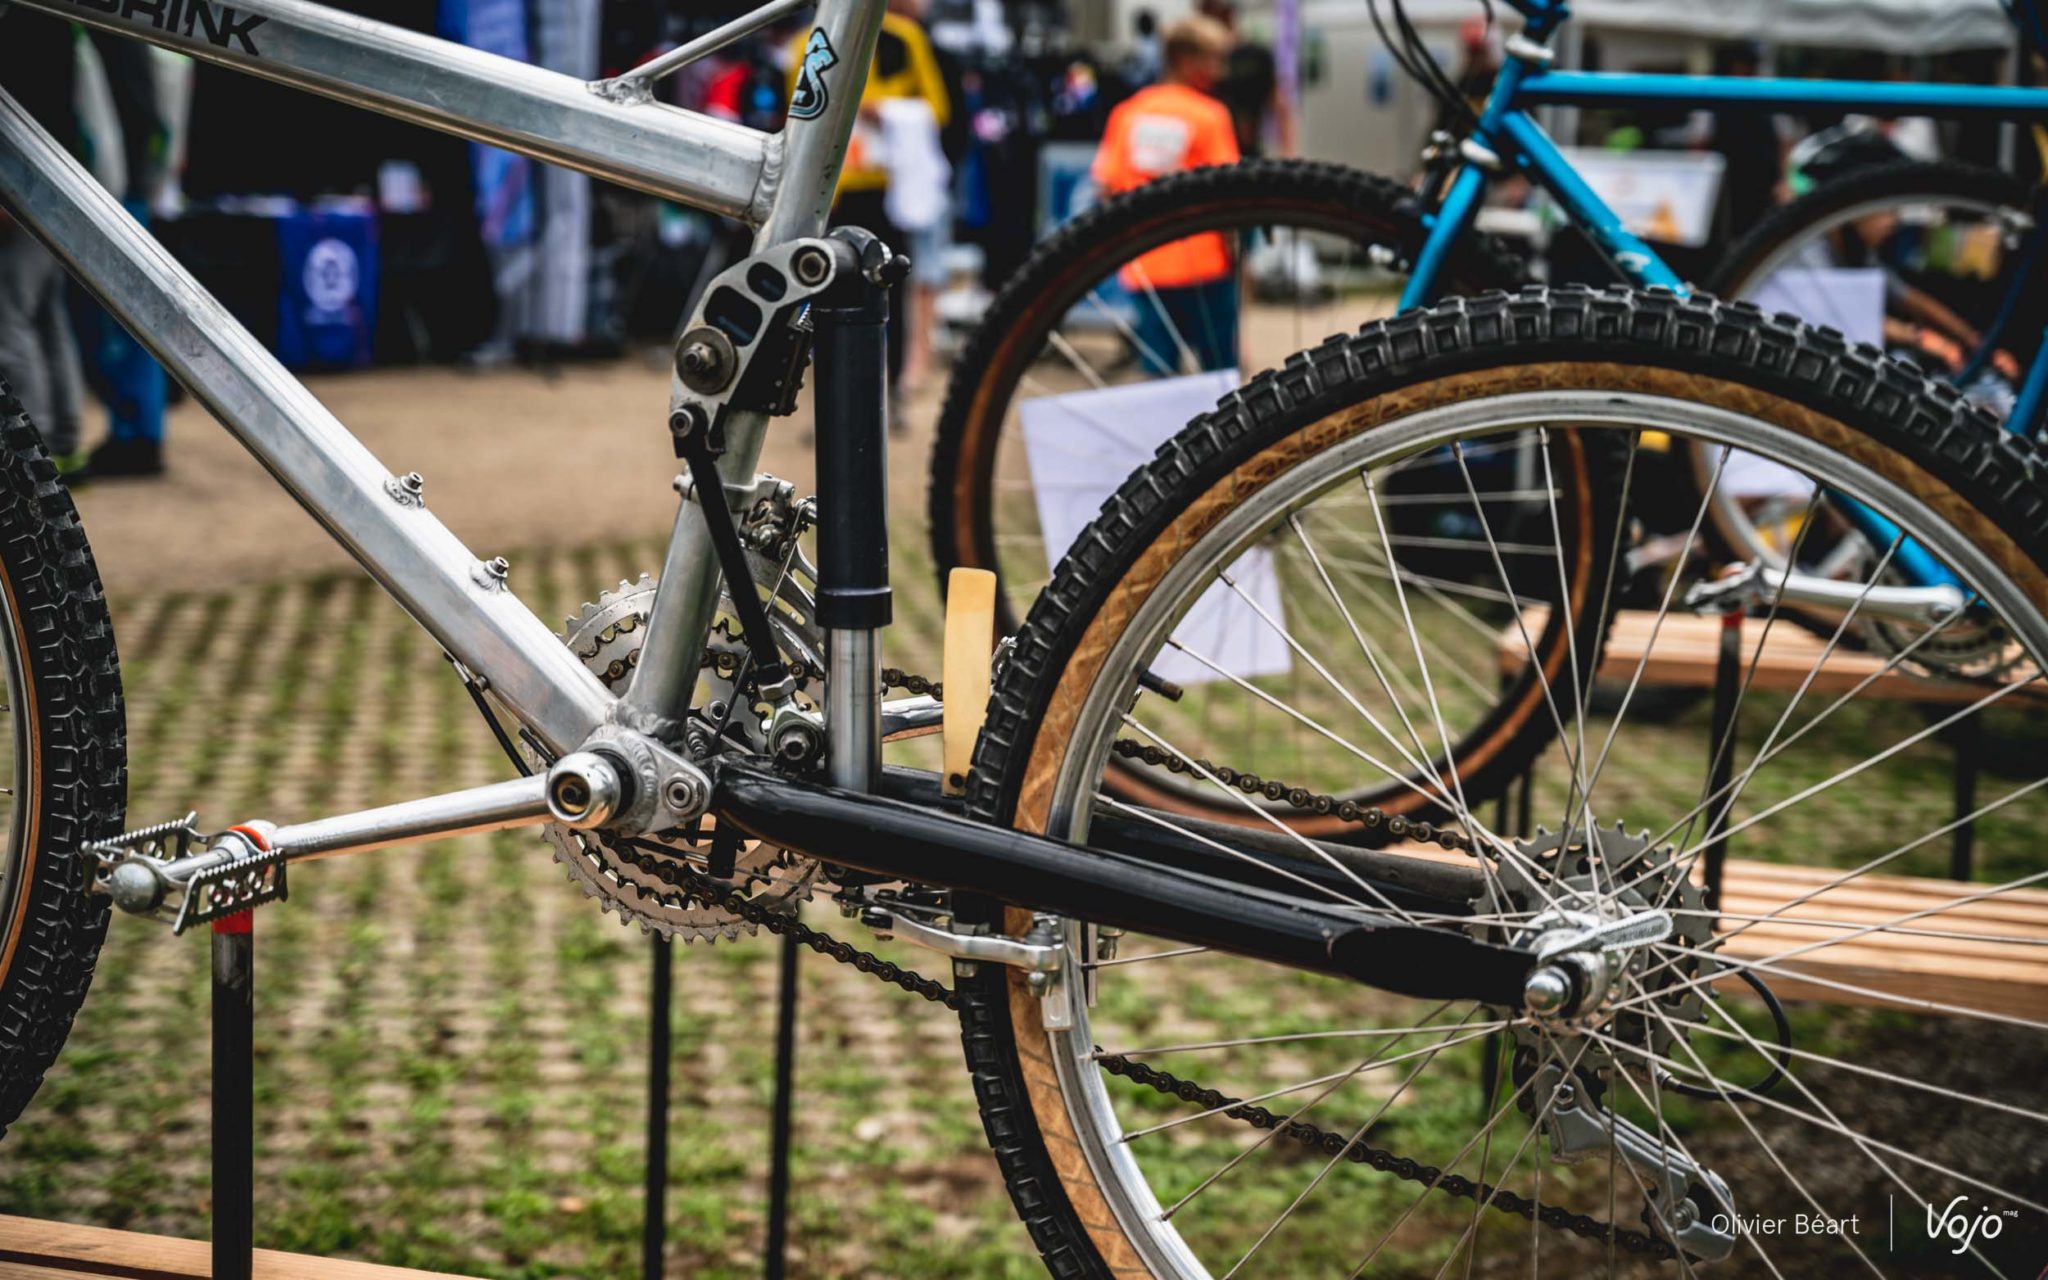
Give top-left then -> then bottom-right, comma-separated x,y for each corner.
942,568 -> 998,796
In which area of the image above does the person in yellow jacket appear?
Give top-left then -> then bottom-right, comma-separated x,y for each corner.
789,0 -> 951,407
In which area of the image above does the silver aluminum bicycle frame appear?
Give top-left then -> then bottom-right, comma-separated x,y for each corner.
0,0 -> 887,759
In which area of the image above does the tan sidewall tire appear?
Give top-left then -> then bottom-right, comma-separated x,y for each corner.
986,360 -> 2046,1275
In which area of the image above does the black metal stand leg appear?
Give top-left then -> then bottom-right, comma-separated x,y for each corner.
1514,765 -> 1533,838
643,934 -> 673,1280
765,930 -> 799,1280
1951,712 -> 1981,881
1701,609 -> 1744,912
212,911 -> 254,1280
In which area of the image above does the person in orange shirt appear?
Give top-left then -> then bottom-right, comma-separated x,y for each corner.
1092,15 -> 1242,376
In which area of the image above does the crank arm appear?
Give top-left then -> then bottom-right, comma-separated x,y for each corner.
1686,560 -> 1967,625
94,775 -> 556,931
1534,1063 -> 1738,1261
710,757 -> 1534,1006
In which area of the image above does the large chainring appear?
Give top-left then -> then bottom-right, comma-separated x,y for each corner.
541,558 -> 825,941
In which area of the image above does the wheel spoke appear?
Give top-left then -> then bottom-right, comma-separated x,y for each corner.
1667,674 -> 2042,866
1344,1032 -> 1600,1278
1162,1006 -> 1485,1219
1569,441 -> 1729,847
1112,717 -> 1432,922
1671,487 -> 1826,857
1450,438 -> 1599,842
1643,532 -> 1914,854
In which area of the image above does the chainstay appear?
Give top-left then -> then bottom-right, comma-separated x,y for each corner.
599,820 -> 1673,1261
572,668 -> 1669,1262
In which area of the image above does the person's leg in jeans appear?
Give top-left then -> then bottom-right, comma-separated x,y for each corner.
0,228 -> 85,470
1130,282 -> 1182,377
82,200 -> 167,476
1173,274 -> 1239,373
1133,275 -> 1240,377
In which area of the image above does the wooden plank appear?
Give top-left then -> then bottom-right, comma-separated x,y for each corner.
1373,842 -> 2048,1019
0,1215 -> 475,1280
1706,863 -> 2048,1020
1497,607 -> 2041,704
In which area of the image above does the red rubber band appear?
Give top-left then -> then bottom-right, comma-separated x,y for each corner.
212,825 -> 271,935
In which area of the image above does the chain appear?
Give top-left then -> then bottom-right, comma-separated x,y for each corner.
1109,738 -> 1480,855
602,834 -> 962,1008
881,666 -> 942,698
1093,1054 -> 1677,1260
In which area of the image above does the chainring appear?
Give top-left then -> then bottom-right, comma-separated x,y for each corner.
540,561 -> 825,941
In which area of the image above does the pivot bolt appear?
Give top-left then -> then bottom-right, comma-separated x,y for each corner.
675,327 -> 737,394
670,404 -> 709,443
661,770 -> 709,819
790,244 -> 832,287
546,751 -> 626,829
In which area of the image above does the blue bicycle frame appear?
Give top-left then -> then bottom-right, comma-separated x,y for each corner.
1399,0 -> 2048,589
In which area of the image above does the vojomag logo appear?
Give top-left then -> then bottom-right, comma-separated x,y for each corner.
788,28 -> 839,122
1925,1196 -> 2018,1256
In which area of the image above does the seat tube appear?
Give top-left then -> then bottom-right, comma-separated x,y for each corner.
623,0 -> 888,739
1401,164 -> 1489,311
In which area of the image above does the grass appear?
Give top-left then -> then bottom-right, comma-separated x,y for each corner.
0,509 -> 2040,1276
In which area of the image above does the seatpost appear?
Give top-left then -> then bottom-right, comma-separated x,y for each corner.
812,228 -> 903,792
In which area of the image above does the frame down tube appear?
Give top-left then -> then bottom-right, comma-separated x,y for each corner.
0,91 -> 614,755
1497,112 -> 1687,292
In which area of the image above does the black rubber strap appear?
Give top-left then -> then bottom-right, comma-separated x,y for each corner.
678,426 -> 789,693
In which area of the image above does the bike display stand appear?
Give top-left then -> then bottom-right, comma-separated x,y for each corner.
212,911 -> 255,1280
200,907 -> 805,1280
642,930 -> 801,1280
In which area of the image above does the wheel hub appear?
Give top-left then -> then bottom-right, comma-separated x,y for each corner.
1476,822 -> 1717,1078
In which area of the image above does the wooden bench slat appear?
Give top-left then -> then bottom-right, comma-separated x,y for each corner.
1717,900 -> 2048,940
0,1215 -> 475,1280
1715,922 -> 2048,967
1498,606 -> 2040,704
1369,838 -> 2048,1017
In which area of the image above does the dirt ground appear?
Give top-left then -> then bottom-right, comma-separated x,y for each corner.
71,353 -> 942,595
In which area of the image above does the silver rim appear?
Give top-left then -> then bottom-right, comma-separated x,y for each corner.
1025,390 -> 2048,1278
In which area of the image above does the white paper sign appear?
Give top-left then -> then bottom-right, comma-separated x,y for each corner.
1018,372 -> 1292,685
1748,266 -> 1885,349
1720,267 -> 1885,498
1551,148 -> 1726,247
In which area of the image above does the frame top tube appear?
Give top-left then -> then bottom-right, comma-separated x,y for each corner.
1518,71 -> 2048,120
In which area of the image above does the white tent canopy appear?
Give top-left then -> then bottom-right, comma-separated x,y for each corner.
1299,0 -> 2018,55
